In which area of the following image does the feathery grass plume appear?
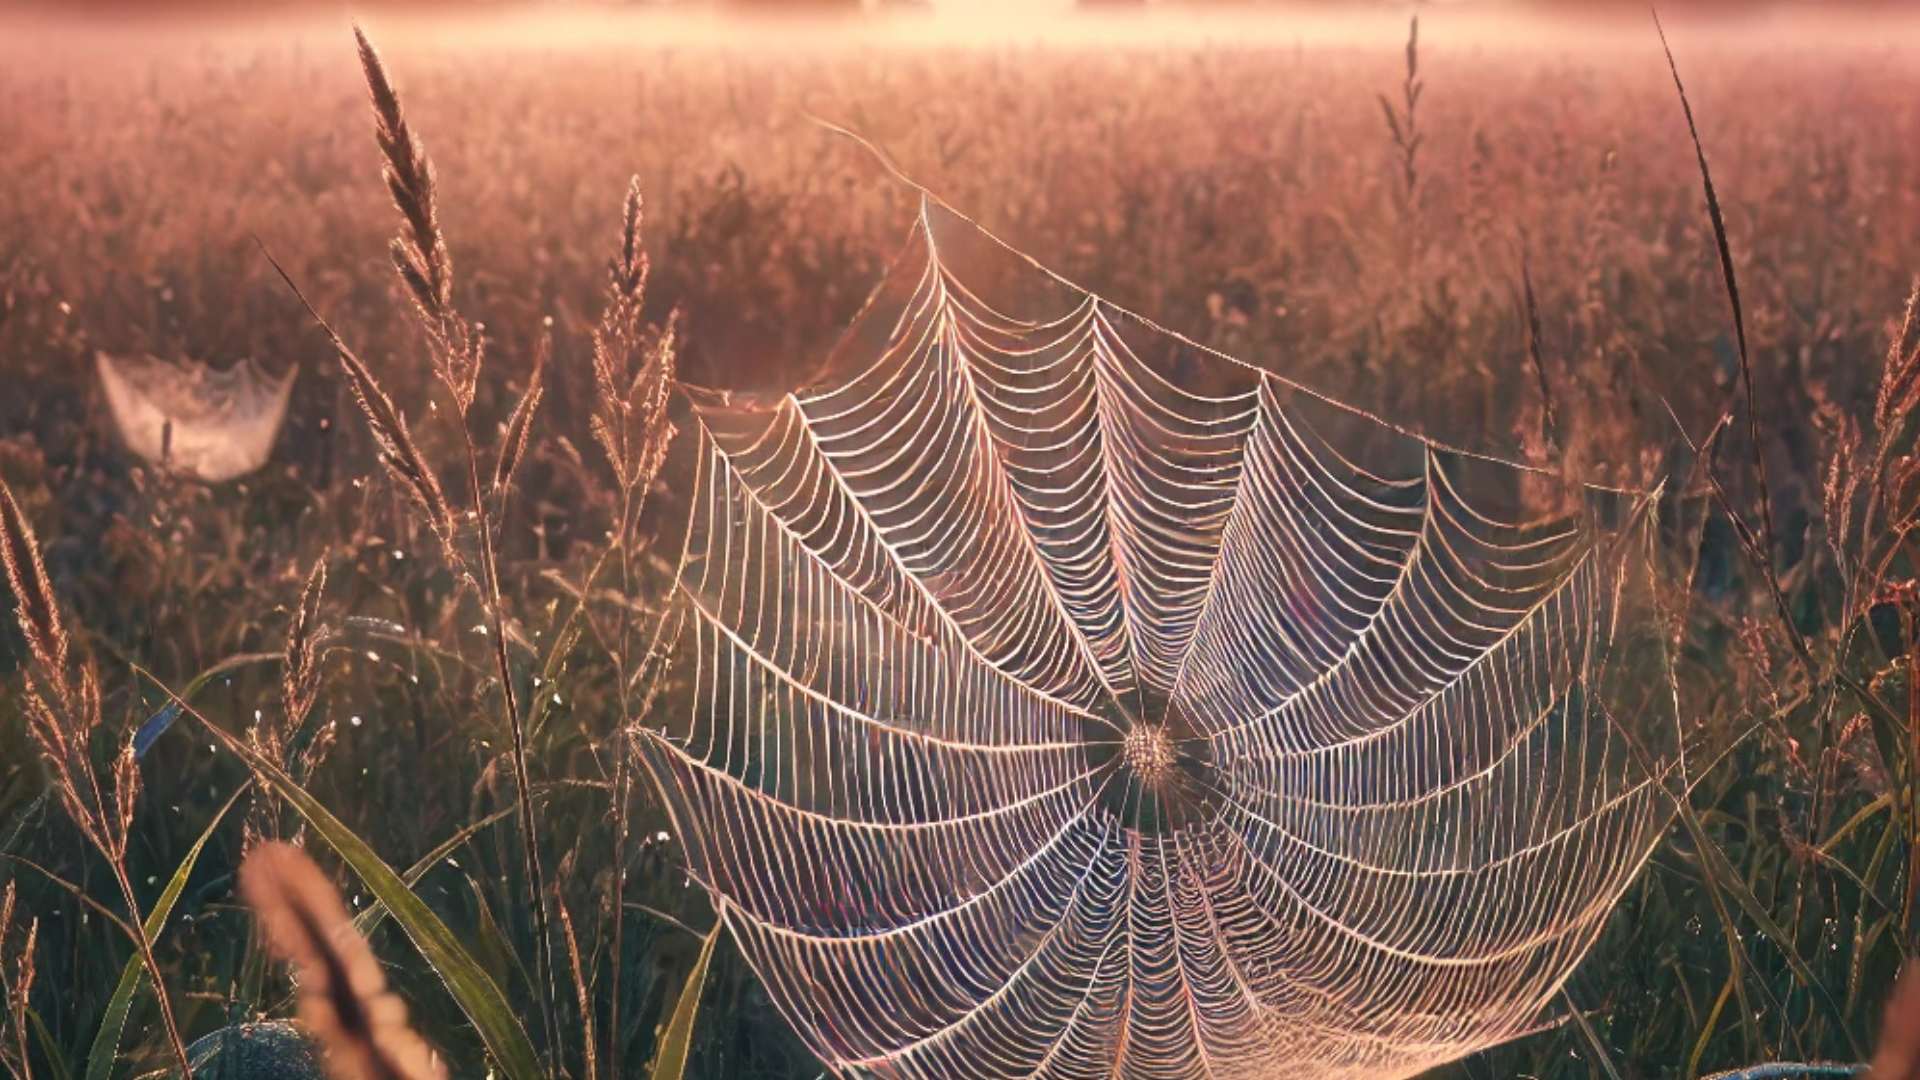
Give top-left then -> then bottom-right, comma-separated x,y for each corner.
257,243 -> 459,558
0,479 -> 193,1077
489,320 -> 547,504
590,179 -> 677,500
280,555 -> 330,741
1377,13 -> 1421,214
1825,281 -> 1920,623
239,842 -> 446,1080
248,554 -> 338,842
0,481 -> 65,682
0,882 -> 36,1080
353,25 -> 478,414
336,31 -> 561,1059
1,479 -> 114,857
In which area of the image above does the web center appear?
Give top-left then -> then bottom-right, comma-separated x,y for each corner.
1121,723 -> 1178,786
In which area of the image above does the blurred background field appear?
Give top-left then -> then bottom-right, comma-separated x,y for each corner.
3,6 -> 1920,1079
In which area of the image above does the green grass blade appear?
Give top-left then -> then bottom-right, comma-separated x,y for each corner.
1689,808 -> 1862,1057
352,804 -> 517,942
648,904 -> 724,1080
186,703 -> 544,1080
1564,990 -> 1626,1080
84,783 -> 249,1080
29,1008 -> 75,1080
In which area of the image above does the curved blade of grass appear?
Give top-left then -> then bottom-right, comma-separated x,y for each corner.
84,782 -> 249,1080
28,1009 -> 74,1080
648,903 -> 723,1080
170,690 -> 543,1080
129,652 -> 281,760
1686,804 -> 1861,1056
1563,990 -> 1626,1080
352,803 -> 517,941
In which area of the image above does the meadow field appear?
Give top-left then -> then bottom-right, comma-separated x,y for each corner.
3,6 -> 1920,1079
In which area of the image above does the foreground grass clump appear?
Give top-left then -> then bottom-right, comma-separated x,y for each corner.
1,11 -> 1920,1080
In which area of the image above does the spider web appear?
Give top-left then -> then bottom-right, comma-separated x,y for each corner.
637,197 -> 1678,1080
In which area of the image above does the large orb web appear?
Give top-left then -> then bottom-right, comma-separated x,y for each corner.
636,197 -> 1677,1080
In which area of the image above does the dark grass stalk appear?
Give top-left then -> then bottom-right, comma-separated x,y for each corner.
457,431 -> 562,1063
1649,22 -> 1897,1016
1521,259 -> 1560,455
1653,11 -> 1808,671
1377,13 -> 1422,214
1564,992 -> 1627,1080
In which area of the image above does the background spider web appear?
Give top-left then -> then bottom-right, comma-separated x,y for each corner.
637,197 -> 1680,1080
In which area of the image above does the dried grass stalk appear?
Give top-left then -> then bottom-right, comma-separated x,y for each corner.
489,322 -> 548,502
257,244 -> 459,557
0,482 -> 66,684
239,842 -> 446,1080
590,179 -> 677,498
281,555 -> 331,738
0,480 -> 190,1076
1,478 -> 107,851
1823,280 -> 1920,622
588,175 -> 680,1072
552,881 -> 596,1080
0,882 -> 37,1080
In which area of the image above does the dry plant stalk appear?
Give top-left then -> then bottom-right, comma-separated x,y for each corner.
280,555 -> 331,739
490,320 -> 548,505
252,555 -> 338,841
274,34 -> 679,1073
1655,11 -> 1808,678
259,243 -> 460,557
0,480 -> 193,1077
591,179 -> 678,504
341,25 -> 560,1061
0,883 -> 37,1080
588,177 -> 678,1067
1520,259 -> 1560,456
1825,281 -> 1920,622
239,842 -> 446,1080
552,880 -> 596,1080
